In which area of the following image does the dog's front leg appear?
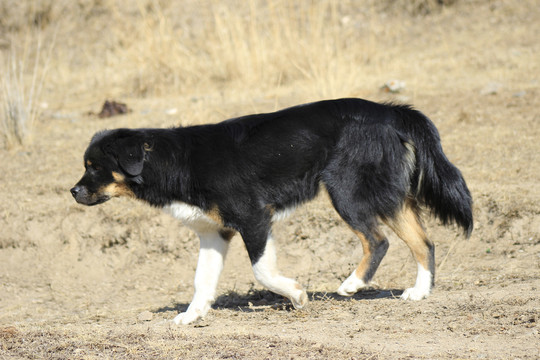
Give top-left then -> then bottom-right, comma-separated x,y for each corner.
250,234 -> 308,309
173,231 -> 229,325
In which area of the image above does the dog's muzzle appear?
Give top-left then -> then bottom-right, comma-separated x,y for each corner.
70,185 -> 109,206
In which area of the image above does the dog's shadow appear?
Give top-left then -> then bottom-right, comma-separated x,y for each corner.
154,288 -> 404,314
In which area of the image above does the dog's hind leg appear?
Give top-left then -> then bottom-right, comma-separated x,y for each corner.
245,230 -> 308,309
337,226 -> 389,296
383,202 -> 435,300
173,230 -> 231,325
323,182 -> 389,296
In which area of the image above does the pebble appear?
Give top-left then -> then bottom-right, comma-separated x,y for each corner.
137,310 -> 154,321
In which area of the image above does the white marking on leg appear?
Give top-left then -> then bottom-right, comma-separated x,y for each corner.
271,206 -> 297,222
401,263 -> 433,300
337,270 -> 368,297
252,235 -> 308,309
173,232 -> 229,325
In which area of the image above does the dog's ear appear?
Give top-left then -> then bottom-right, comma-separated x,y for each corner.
105,133 -> 148,176
117,141 -> 145,176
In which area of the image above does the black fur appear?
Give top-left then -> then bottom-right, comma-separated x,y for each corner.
72,98 -> 473,265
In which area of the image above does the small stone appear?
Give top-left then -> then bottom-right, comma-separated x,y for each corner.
138,311 -> 154,321
480,82 -> 503,95
381,79 -> 406,93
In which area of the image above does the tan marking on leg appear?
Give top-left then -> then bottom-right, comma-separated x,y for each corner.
385,203 -> 435,299
384,204 -> 431,271
338,226 -> 388,296
353,230 -> 372,279
349,228 -> 386,280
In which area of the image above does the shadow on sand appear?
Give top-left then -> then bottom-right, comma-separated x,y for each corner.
154,288 -> 404,314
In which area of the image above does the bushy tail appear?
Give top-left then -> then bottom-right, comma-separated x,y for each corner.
401,106 -> 473,237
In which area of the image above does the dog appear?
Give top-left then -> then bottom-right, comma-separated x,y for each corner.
71,98 -> 473,324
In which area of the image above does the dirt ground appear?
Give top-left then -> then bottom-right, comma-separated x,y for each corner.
1,1 -> 539,359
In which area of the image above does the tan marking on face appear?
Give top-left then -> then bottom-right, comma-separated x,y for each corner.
99,181 -> 135,199
383,203 -> 431,270
112,171 -> 125,182
86,160 -> 92,167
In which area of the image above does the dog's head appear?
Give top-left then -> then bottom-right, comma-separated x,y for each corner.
71,129 -> 149,206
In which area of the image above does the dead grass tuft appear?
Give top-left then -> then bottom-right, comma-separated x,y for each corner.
0,31 -> 54,148
2,0 -> 445,103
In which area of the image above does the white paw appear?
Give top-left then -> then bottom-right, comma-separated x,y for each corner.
290,289 -> 309,309
401,264 -> 433,300
337,273 -> 367,297
173,301 -> 211,325
173,309 -> 203,325
400,287 -> 430,301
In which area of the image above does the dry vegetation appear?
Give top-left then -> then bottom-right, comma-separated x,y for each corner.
1,0 -> 539,359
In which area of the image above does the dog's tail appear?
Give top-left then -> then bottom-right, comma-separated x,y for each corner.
398,105 -> 473,237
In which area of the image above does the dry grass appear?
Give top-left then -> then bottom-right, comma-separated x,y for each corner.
98,0 -> 377,98
0,31 -> 54,148
0,0 -> 463,110
1,324 -> 372,359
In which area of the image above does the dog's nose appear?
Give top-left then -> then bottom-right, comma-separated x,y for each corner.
70,186 -> 80,198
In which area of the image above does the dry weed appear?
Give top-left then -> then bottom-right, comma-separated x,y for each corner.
1,0 -> 434,102
0,31 -> 54,148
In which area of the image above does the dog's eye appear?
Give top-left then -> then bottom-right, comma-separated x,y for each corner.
86,164 -> 102,172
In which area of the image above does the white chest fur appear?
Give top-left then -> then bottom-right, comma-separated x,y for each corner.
163,202 -> 221,234
164,202 -> 297,235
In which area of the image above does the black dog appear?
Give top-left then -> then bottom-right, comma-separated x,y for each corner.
71,98 -> 473,324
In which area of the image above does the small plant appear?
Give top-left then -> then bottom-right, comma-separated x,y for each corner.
1,32 -> 52,149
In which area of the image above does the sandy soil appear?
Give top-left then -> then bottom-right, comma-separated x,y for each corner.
1,1 -> 539,359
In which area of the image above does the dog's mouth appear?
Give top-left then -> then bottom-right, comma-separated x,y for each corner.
70,186 -> 111,206
82,196 -> 111,206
